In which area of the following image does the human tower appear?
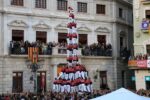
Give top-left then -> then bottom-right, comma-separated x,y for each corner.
53,7 -> 93,93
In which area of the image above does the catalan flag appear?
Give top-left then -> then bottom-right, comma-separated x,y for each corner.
28,47 -> 38,63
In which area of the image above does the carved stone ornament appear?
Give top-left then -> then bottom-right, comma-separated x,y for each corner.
33,21 -> 51,29
77,24 -> 92,32
95,26 -> 110,33
55,22 -> 67,30
8,20 -> 28,28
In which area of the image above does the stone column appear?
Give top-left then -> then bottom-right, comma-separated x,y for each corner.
0,58 -> 3,93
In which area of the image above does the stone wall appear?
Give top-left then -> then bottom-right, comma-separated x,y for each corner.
0,55 -> 118,93
135,70 -> 150,90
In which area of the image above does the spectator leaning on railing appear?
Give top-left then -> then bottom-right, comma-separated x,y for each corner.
81,43 -> 112,56
9,40 -> 113,56
129,54 -> 148,60
9,40 -> 54,55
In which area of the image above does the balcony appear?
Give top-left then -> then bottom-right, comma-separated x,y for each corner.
9,41 -> 112,57
128,54 -> 150,69
9,46 -> 112,57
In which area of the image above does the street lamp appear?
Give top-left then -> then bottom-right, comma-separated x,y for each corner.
26,60 -> 44,93
26,47 -> 44,93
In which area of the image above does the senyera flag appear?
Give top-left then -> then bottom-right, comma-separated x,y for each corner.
28,47 -> 38,63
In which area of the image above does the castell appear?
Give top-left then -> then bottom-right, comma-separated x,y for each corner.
53,7 -> 93,93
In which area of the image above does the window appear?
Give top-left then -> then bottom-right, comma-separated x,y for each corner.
119,8 -> 123,18
37,71 -> 46,92
11,0 -> 24,6
145,76 -> 150,90
100,71 -> 108,90
79,34 -> 87,46
120,35 -> 127,57
122,71 -> 125,87
58,33 -> 67,54
146,10 -> 150,19
57,0 -> 68,11
58,33 -> 67,43
120,37 -> 123,48
146,45 -> 150,54
120,35 -> 126,49
96,4 -> 105,14
78,2 -> 87,13
36,31 -> 47,43
12,72 -> 23,93
35,0 -> 47,9
97,35 -> 106,44
12,30 -> 24,41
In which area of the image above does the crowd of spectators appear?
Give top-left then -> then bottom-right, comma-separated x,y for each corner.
10,41 -> 113,57
9,40 -> 113,57
9,40 -> 57,55
81,43 -> 112,56
129,53 -> 148,60
57,41 -> 67,54
9,40 -> 69,55
0,88 -> 150,100
0,89 -> 111,100
136,89 -> 150,97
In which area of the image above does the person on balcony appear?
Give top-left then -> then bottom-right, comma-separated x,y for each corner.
42,43 -> 47,55
9,41 -> 14,54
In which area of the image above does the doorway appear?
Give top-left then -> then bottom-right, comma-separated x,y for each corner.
37,71 -> 46,93
12,72 -> 23,93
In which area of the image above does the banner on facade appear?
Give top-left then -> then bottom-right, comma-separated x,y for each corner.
128,60 -> 137,67
136,60 -> 147,68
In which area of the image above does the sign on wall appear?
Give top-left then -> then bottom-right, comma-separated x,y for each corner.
141,19 -> 150,33
128,60 -> 137,67
137,60 -> 147,68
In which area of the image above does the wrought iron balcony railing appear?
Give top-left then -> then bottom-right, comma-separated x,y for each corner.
9,46 -> 112,57
9,46 -> 52,55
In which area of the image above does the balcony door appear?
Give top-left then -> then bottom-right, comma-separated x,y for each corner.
36,31 -> 47,43
12,30 -> 24,41
37,71 -> 46,93
100,71 -> 108,90
146,10 -> 150,19
145,76 -> 150,90
79,34 -> 87,47
97,35 -> 106,44
12,72 -> 23,93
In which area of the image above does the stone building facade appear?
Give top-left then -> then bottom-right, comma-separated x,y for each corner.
131,0 -> 150,90
0,0 -> 133,93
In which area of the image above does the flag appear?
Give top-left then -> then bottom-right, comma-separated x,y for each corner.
28,47 -> 38,63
